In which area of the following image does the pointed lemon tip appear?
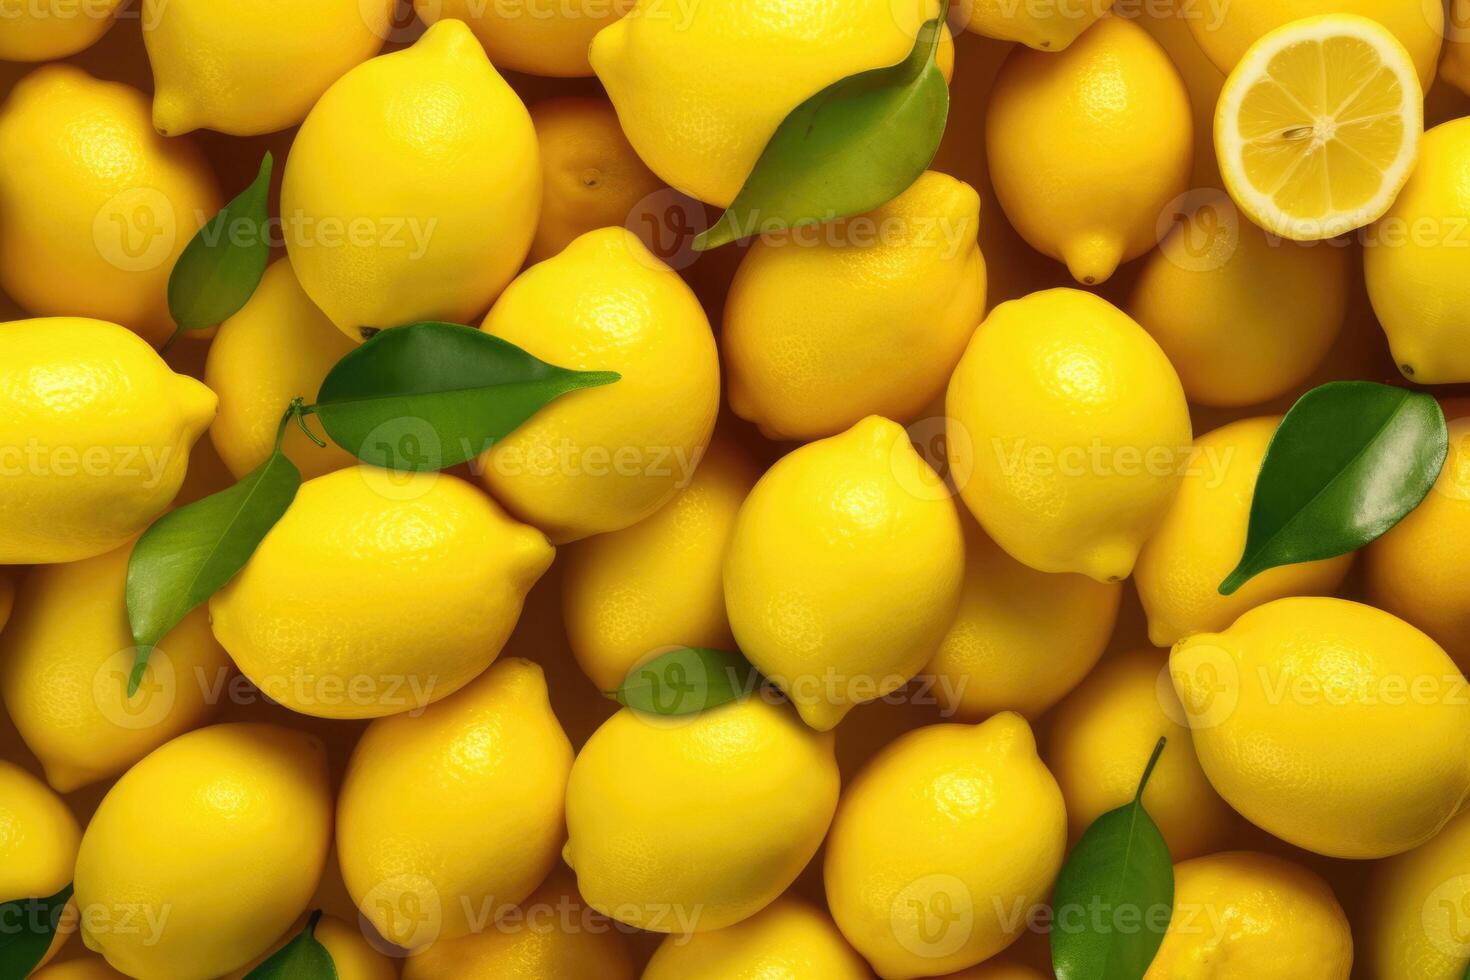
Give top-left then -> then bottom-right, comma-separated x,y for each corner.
1078,539 -> 1137,584
176,374 -> 219,432
417,17 -> 482,61
1064,237 -> 1124,286
151,93 -> 197,138
796,698 -> 848,732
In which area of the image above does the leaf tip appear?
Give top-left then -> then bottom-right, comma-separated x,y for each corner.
1217,566 -> 1250,596
126,655 -> 149,698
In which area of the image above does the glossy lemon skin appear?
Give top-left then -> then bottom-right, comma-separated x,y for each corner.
224,914 -> 398,980
1172,597 -> 1470,858
419,0 -> 630,77
564,699 -> 839,934
1444,0 -> 1470,95
0,760 -> 79,905
947,288 -> 1191,584
282,20 -> 540,339
478,228 -> 720,544
724,171 -> 987,442
824,713 -> 1067,979
960,0 -> 1112,50
939,961 -> 1050,980
74,724 -> 332,980
643,897 -> 869,980
0,0 -> 122,62
723,416 -> 965,731
1363,806 -> 1470,979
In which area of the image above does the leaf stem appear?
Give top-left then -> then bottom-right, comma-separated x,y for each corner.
158,323 -> 185,356
304,909 -> 323,938
1134,737 -> 1167,803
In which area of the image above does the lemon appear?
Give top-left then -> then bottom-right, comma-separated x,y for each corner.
960,0 -> 1111,50
1215,14 -> 1423,242
0,68 -> 221,347
590,0 -> 952,206
564,698 -> 839,933
0,760 -> 79,906
1144,851 -> 1352,979
947,288 -> 1191,583
0,542 -> 231,792
924,517 -> 1122,720
1362,806 -> 1470,979
986,17 -> 1192,284
210,468 -> 553,719
143,0 -> 392,136
1365,118 -> 1470,382
30,961 -> 128,980
205,260 -> 356,481
478,228 -> 720,543
825,713 -> 1066,979
723,416 -> 964,731
562,437 -> 758,693
74,723 -> 332,979
0,0 -> 122,61
226,914 -> 396,980
1135,417 -> 1355,647
942,961 -> 1050,980
643,897 -> 869,980
281,20 -> 540,339
528,96 -> 665,263
1172,597 -> 1470,858
338,659 -> 572,948
418,0 -> 629,77
400,869 -> 636,979
1047,649 -> 1238,860
1444,0 -> 1470,95
723,171 -> 987,441
0,565 -> 16,634
1128,195 -> 1349,407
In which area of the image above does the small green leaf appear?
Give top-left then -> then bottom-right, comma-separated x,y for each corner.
1051,738 -> 1173,980
168,152 -> 274,330
611,647 -> 762,716
1220,382 -> 1448,595
311,321 -> 619,472
0,883 -> 72,978
246,910 -> 338,980
694,16 -> 949,250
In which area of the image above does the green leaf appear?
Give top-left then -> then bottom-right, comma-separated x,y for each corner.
1051,738 -> 1173,980
311,321 -> 619,472
246,910 -> 338,980
1220,382 -> 1448,595
168,152 -> 273,330
126,447 -> 302,695
693,16 -> 949,250
0,883 -> 72,978
611,647 -> 762,716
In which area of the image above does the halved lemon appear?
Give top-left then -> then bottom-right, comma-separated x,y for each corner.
1215,14 -> 1423,241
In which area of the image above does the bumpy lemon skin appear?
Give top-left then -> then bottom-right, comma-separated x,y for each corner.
947,288 -> 1191,584
1363,806 -> 1470,980
0,0 -> 122,62
478,228 -> 720,544
224,914 -> 397,980
1444,0 -> 1470,95
0,68 -> 222,347
418,0 -> 630,77
961,0 -> 1113,50
0,542 -> 231,793
1144,852 -> 1353,980
723,416 -> 965,731
1172,597 -> 1470,859
282,20 -> 540,340
74,724 -> 332,980
210,468 -> 553,719
1135,417 -> 1354,647
724,171 -> 987,442
564,699 -> 839,934
30,960 -> 130,980
0,760 -> 79,906
824,713 -> 1067,979
986,17 -> 1192,285
643,897 -> 869,980
338,659 -> 573,948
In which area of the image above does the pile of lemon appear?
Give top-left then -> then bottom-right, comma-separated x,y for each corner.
3,0 -> 1470,978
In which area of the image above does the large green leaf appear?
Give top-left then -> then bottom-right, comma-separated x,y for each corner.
612,647 -> 762,716
168,152 -> 274,331
0,884 -> 73,978
245,911 -> 338,980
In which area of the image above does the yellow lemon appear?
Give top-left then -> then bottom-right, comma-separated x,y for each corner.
1047,649 -> 1238,860
418,0 -> 630,76
478,228 -> 720,543
0,0 -> 122,61
590,0 -> 952,206
1135,417 -> 1354,647
960,0 -> 1111,50
143,0 -> 392,136
338,659 -> 572,948
924,517 -> 1122,720
30,960 -> 129,980
282,20 -> 540,339
723,416 -> 965,731
0,68 -> 221,346
226,914 -> 397,980
723,171 -> 987,441
562,437 -> 758,693
1362,806 -> 1470,979
1444,0 -> 1470,95
643,897 -> 869,980
939,960 -> 1050,980
0,542 -> 231,792
205,260 -> 356,481
74,723 -> 332,980
528,96 -> 665,263
824,713 -> 1067,979
1215,14 -> 1422,242
986,16 -> 1192,284
1365,118 -> 1470,382
947,288 -> 1191,583
1172,597 -> 1470,858
1144,851 -> 1352,979
1128,193 -> 1349,407
564,698 -> 839,933
210,468 -> 553,719
0,566 -> 16,634
0,760 -> 79,906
